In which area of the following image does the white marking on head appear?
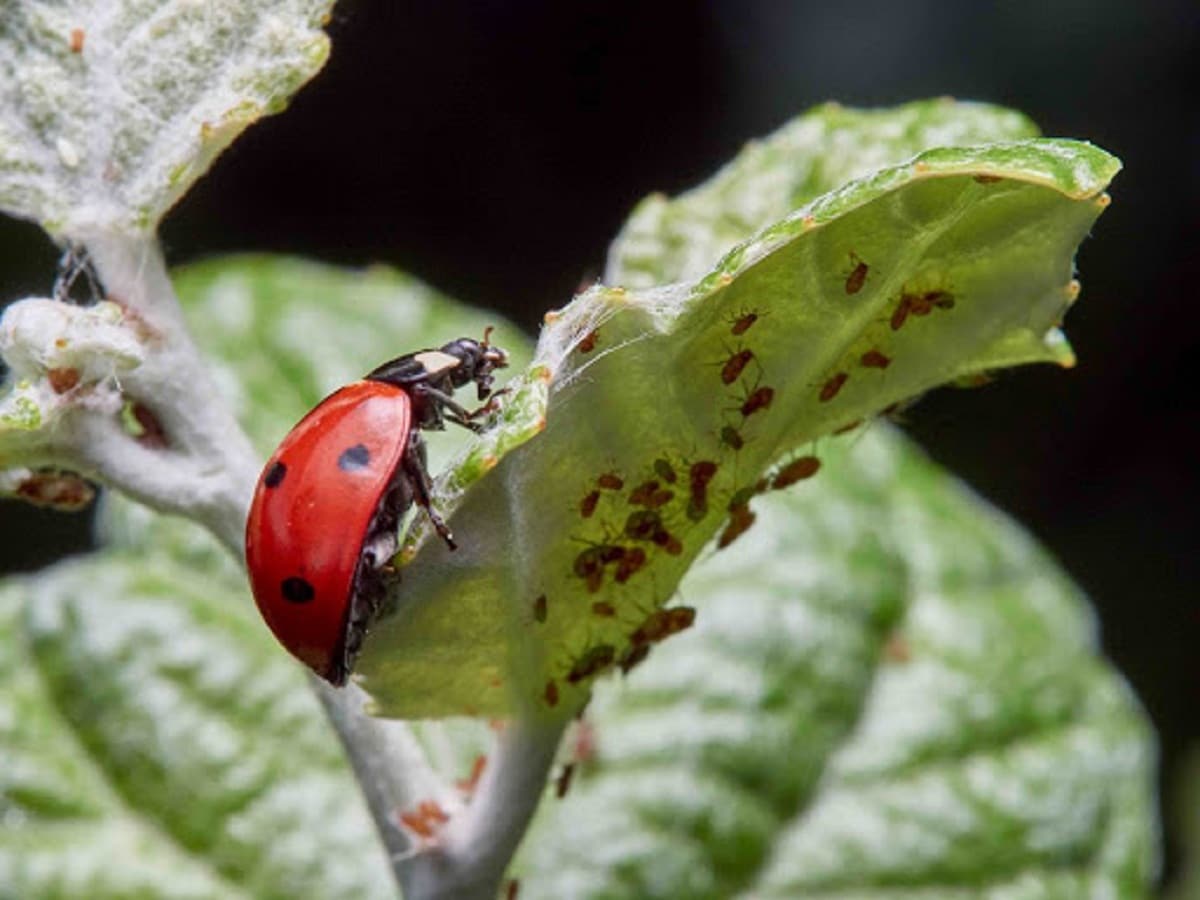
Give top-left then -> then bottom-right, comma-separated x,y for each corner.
413,350 -> 461,377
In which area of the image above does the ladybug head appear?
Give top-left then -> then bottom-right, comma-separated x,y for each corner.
440,328 -> 509,400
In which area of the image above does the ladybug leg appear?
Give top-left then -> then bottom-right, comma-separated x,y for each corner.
415,385 -> 484,433
403,434 -> 458,551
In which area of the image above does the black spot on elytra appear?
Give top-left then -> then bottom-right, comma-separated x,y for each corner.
338,444 -> 371,471
281,576 -> 315,604
263,460 -> 287,488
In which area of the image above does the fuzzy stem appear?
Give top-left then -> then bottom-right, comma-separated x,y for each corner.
399,712 -> 570,899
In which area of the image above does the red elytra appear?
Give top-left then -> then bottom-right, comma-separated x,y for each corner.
245,334 -> 508,686
245,381 -> 415,684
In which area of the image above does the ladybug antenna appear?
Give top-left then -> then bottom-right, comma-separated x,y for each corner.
482,325 -> 495,348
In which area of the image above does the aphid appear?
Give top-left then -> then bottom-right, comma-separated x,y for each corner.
580,490 -> 600,518
860,349 -> 891,369
619,643 -> 651,674
974,174 -> 1002,184
456,755 -> 487,795
532,594 -> 548,624
845,256 -> 869,295
555,762 -> 576,798
772,455 -> 821,489
598,544 -> 626,565
573,547 -> 606,592
245,333 -> 508,685
629,480 -> 661,506
47,366 -> 80,393
630,606 -> 697,646
399,810 -> 436,840
741,386 -> 775,417
597,472 -> 624,490
730,310 -> 759,335
544,679 -> 560,707
719,425 -> 744,451
625,509 -> 665,543
591,601 -> 616,618
890,296 -> 911,331
505,879 -> 520,900
614,547 -> 646,583
69,28 -> 84,53
721,348 -> 754,385
567,644 -> 616,684
129,402 -> 169,449
648,489 -> 675,509
718,503 -> 756,548
13,469 -> 95,512
832,419 -> 863,435
819,372 -> 849,402
577,330 -> 599,353
653,458 -> 678,484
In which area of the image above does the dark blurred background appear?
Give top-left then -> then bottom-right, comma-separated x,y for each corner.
1,0 -> 1195,886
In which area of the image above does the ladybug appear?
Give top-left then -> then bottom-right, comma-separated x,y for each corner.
245,332 -> 509,685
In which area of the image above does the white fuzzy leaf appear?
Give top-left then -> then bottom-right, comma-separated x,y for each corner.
0,0 -> 334,236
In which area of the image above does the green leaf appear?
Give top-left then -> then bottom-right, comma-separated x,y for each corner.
0,549 -> 395,899
355,136 -> 1119,719
513,428 -> 1156,898
608,98 -> 1041,288
0,0 -> 333,235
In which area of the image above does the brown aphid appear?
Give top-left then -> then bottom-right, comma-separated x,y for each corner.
544,679 -> 560,707
845,257 -> 869,295
598,544 -> 626,565
398,809 -> 437,840
819,372 -> 849,402
130,402 -> 169,448
629,479 -> 661,506
741,385 -> 774,417
653,458 -> 678,484
690,460 -> 718,491
506,878 -> 521,900
646,489 -> 675,509
614,547 -> 646,582
974,174 -> 1003,184
555,762 -> 576,799
718,504 -> 756,548
14,470 -> 95,512
730,310 -> 759,335
772,455 -> 821,489
890,295 -> 911,331
567,644 -> 616,684
620,643 -> 651,674
47,366 -> 80,393
663,535 -> 683,556
456,754 -> 488,795
927,290 -> 955,310
533,594 -> 548,624
591,601 -> 616,618
69,28 -> 84,53
597,472 -> 624,490
832,419 -> 863,435
573,547 -> 605,592
578,330 -> 599,353
860,349 -> 891,369
420,800 -> 449,824
625,509 -> 664,542
631,606 -> 697,646
686,496 -> 707,522
580,490 -> 600,518
721,348 -> 754,385
719,425 -> 744,451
